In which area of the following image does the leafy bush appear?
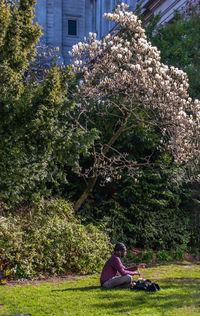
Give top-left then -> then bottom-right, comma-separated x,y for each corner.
125,249 -> 185,265
0,199 -> 111,279
78,168 -> 191,251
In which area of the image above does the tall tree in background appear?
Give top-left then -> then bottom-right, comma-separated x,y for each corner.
0,0 -> 97,202
143,0 -> 200,248
70,3 -> 200,211
146,0 -> 200,99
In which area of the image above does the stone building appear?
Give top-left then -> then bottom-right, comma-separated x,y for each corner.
35,0 -> 189,64
138,0 -> 188,24
35,0 -> 137,64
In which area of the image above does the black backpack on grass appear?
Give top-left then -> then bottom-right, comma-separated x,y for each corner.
130,279 -> 161,292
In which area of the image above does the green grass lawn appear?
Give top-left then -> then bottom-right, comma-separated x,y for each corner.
0,262 -> 200,316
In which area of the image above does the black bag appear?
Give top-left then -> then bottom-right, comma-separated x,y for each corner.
130,279 -> 161,292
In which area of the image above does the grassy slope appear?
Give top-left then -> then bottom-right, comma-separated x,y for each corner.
0,262 -> 200,316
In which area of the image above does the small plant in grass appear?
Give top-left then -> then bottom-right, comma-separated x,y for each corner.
141,251 -> 155,263
170,249 -> 184,260
157,250 -> 172,262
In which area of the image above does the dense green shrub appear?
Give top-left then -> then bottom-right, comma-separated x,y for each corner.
170,249 -> 184,261
125,249 -> 184,265
78,168 -> 191,251
0,199 -> 111,279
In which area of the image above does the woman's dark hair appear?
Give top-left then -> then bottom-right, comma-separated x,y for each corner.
114,242 -> 126,252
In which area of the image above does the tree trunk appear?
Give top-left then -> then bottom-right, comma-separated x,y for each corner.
74,115 -> 130,211
74,176 -> 98,212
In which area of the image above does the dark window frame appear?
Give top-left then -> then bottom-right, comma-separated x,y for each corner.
68,19 -> 77,36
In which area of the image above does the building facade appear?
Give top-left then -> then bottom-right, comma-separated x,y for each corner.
35,0 -> 137,64
35,0 -> 189,64
138,0 -> 188,24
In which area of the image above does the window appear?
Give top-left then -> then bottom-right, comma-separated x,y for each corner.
68,20 -> 77,36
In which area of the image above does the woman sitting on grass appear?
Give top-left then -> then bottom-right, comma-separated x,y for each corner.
100,242 -> 146,289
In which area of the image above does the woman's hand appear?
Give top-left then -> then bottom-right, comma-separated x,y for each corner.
133,270 -> 141,276
137,263 -> 146,269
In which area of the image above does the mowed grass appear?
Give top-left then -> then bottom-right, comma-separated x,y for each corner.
0,262 -> 200,316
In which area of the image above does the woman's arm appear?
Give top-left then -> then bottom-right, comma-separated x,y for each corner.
125,263 -> 146,271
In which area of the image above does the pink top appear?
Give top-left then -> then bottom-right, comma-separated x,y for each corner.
100,254 -> 138,285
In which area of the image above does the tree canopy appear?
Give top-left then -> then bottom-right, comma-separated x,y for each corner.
0,0 -> 97,202
146,1 -> 200,100
70,3 -> 200,211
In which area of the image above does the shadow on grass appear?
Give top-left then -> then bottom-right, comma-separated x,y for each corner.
52,278 -> 200,314
52,286 -> 101,292
90,281 -> 200,313
52,285 -> 141,292
52,277 -> 200,293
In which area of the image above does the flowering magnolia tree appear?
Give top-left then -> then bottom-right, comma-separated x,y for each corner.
69,3 -> 200,211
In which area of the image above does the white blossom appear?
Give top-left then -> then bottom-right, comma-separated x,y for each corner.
69,3 -> 200,176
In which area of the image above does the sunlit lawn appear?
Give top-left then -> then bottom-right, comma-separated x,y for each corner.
0,262 -> 200,315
